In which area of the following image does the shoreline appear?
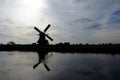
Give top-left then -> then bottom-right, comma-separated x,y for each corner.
0,44 -> 120,54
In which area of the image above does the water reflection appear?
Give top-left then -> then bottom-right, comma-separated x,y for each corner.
33,50 -> 50,71
0,52 -> 120,80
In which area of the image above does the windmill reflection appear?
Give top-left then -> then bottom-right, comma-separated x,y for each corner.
33,50 -> 51,71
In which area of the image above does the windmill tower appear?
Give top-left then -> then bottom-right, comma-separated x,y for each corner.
34,24 -> 53,46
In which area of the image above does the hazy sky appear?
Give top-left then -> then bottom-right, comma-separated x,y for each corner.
0,0 -> 120,44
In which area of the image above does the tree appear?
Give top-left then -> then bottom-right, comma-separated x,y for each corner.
7,41 -> 16,45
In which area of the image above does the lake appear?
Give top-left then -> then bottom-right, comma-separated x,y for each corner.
0,51 -> 120,80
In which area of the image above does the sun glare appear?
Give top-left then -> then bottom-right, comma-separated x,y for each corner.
13,0 -> 48,26
22,0 -> 46,10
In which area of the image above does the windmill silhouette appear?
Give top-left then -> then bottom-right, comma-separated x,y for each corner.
34,24 -> 53,46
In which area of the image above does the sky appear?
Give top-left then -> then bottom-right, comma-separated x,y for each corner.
0,0 -> 120,44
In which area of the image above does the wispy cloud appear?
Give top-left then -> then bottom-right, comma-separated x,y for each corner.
109,9 -> 120,24
113,10 -> 120,16
74,18 -> 93,23
85,23 -> 102,30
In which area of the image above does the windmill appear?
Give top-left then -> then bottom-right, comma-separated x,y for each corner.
34,24 -> 53,46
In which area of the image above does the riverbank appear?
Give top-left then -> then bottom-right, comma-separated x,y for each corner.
0,44 -> 120,54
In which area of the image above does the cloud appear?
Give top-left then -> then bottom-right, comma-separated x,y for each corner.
74,18 -> 93,23
93,29 -> 120,43
113,10 -> 120,16
85,23 -> 102,30
108,9 -> 120,24
109,16 -> 120,24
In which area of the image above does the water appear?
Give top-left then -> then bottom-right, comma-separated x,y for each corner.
0,51 -> 120,80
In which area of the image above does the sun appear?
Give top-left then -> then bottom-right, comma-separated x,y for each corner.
13,0 -> 48,26
22,0 -> 46,10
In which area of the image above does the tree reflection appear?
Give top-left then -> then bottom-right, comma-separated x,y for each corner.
33,50 -> 51,71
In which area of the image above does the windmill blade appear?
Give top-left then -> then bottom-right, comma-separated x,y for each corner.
44,63 -> 50,71
34,27 -> 41,33
45,34 -> 53,41
44,24 -> 51,32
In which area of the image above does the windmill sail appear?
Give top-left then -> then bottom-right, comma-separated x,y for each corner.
45,34 -> 53,41
44,24 -> 51,32
34,27 -> 41,33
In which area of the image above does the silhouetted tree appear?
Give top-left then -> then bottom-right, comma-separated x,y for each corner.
0,43 -> 3,45
7,41 -> 16,45
64,42 -> 70,46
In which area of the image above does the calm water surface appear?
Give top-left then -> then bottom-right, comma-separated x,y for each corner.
0,51 -> 120,80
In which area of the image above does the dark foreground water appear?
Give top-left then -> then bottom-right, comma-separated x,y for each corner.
0,51 -> 120,80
